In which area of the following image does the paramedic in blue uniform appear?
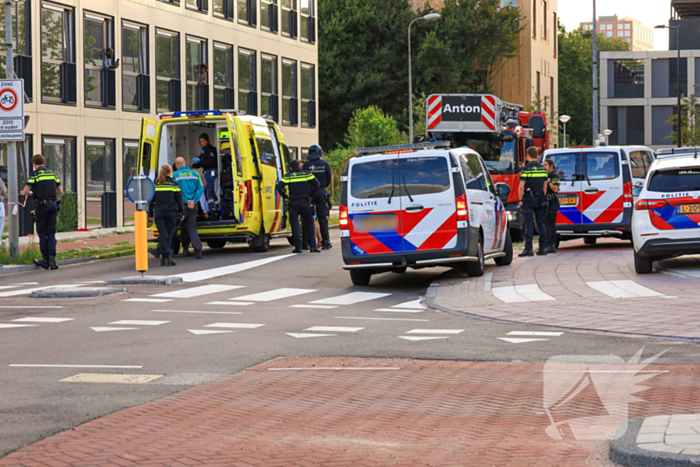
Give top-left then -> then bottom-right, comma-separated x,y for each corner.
191,133 -> 218,212
305,144 -> 333,250
23,154 -> 63,270
518,146 -> 548,257
277,159 -> 320,254
544,158 -> 560,254
173,157 -> 204,259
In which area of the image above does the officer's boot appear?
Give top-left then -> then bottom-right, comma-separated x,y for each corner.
183,247 -> 191,257
195,250 -> 203,259
49,256 -> 59,270
33,255 -> 49,270
167,255 -> 177,267
160,255 -> 167,267
149,247 -> 161,259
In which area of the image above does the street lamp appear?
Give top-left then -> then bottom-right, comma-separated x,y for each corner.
408,13 -> 441,143
560,115 -> 571,147
603,129 -> 613,147
656,24 -> 682,148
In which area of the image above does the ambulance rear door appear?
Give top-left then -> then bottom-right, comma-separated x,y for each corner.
138,117 -> 157,180
268,124 -> 291,230
251,123 -> 283,234
224,115 -> 248,223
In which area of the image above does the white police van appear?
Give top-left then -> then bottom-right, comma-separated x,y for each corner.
339,142 -> 513,286
632,152 -> 700,273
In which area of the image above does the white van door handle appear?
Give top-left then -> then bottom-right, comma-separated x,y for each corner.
584,188 -> 599,193
405,205 -> 424,211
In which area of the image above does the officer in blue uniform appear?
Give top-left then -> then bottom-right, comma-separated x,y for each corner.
305,145 -> 333,250
277,159 -> 320,253
544,158 -> 560,254
518,146 -> 548,257
191,133 -> 218,212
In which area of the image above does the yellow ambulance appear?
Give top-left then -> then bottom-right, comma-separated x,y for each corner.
137,110 -> 293,252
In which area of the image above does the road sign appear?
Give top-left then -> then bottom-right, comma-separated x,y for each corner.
0,79 -> 24,141
126,175 -> 156,206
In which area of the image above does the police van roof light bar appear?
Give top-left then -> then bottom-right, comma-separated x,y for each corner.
354,141 -> 451,156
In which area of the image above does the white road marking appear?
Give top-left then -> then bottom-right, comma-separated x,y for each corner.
304,326 -> 363,333
188,329 -> 236,335
289,304 -> 338,309
151,284 -> 244,299
205,323 -> 265,329
498,337 -> 550,344
231,288 -> 317,302
10,282 -> 39,285
507,331 -> 564,336
10,364 -> 142,369
374,308 -> 424,313
76,281 -> 105,284
406,329 -> 464,335
334,316 -> 429,322
391,299 -> 425,310
206,301 -> 254,306
0,324 -> 38,329
175,254 -> 294,282
60,373 -> 162,384
12,317 -> 74,323
152,309 -> 243,315
492,285 -> 556,303
587,280 -> 665,299
398,336 -> 448,342
109,320 -> 170,326
0,286 -> 20,291
122,298 -> 173,303
0,284 -> 83,297
91,327 -> 139,332
267,367 -> 400,371
310,292 -> 391,306
286,333 -> 337,339
0,306 -> 63,309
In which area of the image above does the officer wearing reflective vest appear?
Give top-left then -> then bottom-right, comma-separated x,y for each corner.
173,157 -> 204,259
305,144 -> 333,250
518,147 -> 548,257
23,154 -> 63,270
544,158 -> 560,254
276,159 -> 320,253
148,165 -> 185,267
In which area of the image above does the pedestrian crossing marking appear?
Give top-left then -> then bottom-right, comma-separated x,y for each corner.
90,327 -> 139,332
406,329 -> 464,335
0,286 -> 20,291
206,301 -> 254,306
151,284 -> 244,299
123,298 -> 173,303
374,308 -> 424,313
230,288 -> 317,302
310,292 -> 391,306
492,284 -> 556,303
0,323 -> 38,329
334,316 -> 429,322
188,330 -> 236,335
286,333 -> 337,339
12,317 -> 74,323
507,331 -> 563,337
204,323 -> 265,329
498,337 -> 549,344
398,336 -> 448,342
586,280 -> 665,299
152,310 -> 243,315
289,304 -> 338,309
391,299 -> 425,310
109,320 -> 170,326
304,326 -> 363,333
0,284 -> 83,297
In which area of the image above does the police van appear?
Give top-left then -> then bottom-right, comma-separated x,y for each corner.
542,146 -> 655,246
340,142 -> 513,286
138,110 -> 292,252
632,153 -> 700,273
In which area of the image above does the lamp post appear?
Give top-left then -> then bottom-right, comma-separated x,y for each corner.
603,129 -> 613,147
592,0 -> 598,145
655,24 -> 682,148
560,115 -> 571,147
408,13 -> 440,143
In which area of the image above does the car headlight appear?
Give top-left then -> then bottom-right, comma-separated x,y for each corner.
507,211 -> 514,221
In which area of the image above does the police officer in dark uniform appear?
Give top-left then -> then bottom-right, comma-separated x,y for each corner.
23,154 -> 63,270
544,158 -> 560,254
305,144 -> 333,250
277,159 -> 320,253
518,147 -> 548,257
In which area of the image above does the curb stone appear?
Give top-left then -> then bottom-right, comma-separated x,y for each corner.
105,276 -> 183,286
0,257 -> 97,275
610,417 -> 700,467
30,287 -> 126,298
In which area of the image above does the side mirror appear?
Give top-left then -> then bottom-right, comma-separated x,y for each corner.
632,181 -> 644,197
496,183 -> 510,202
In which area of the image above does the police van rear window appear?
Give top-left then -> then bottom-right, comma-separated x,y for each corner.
400,157 -> 450,196
350,159 -> 398,199
648,168 -> 700,192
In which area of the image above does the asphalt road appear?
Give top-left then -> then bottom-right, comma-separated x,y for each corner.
1,230 -> 698,457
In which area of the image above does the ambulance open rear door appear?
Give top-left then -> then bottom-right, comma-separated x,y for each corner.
251,123 -> 284,234
138,118 -> 157,179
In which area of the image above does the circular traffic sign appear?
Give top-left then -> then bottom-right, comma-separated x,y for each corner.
126,175 -> 156,205
0,88 -> 18,112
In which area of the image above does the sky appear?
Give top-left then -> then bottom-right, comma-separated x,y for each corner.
558,0 -> 672,50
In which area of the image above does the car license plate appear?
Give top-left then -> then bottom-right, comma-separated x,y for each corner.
558,196 -> 577,206
353,214 -> 398,233
678,204 -> 700,214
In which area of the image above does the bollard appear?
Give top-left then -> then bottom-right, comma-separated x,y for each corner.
134,210 -> 148,274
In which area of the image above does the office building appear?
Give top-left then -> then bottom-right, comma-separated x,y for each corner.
580,15 -> 653,52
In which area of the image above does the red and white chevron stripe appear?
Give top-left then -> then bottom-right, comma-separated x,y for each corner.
481,95 -> 496,130
427,95 -> 442,130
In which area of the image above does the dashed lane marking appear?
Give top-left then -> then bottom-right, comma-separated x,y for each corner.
151,284 -> 244,299
289,304 -> 338,309
204,323 -> 265,329
304,326 -> 363,333
374,308 -> 424,313
507,331 -> 564,337
492,284 -> 556,303
188,330 -> 236,335
286,333 -> 337,339
91,327 -> 139,332
498,337 -> 550,344
152,309 -> 243,315
122,298 -> 173,303
334,316 -> 429,322
230,288 -> 317,302
9,364 -> 143,369
174,254 -> 294,282
206,301 -> 254,306
0,323 -> 38,329
309,292 -> 391,306
406,329 -> 464,335
398,336 -> 448,342
109,320 -> 170,326
12,317 -> 74,323
586,280 -> 665,299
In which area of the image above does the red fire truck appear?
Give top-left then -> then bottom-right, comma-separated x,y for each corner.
425,94 -> 548,241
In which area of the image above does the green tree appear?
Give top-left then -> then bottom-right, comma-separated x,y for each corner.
558,24 -> 630,145
663,86 -> 700,146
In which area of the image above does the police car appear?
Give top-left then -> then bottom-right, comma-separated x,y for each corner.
339,142 -> 513,286
632,153 -> 700,273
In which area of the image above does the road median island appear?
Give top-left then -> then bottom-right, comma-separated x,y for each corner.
30,287 -> 126,298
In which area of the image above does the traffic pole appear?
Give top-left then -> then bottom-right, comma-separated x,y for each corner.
5,0 -> 18,258
134,210 -> 148,277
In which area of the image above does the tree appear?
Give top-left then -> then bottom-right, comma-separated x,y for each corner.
558,24 -> 629,145
664,86 -> 700,147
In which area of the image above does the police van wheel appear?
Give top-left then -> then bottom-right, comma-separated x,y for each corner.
583,237 -> 597,245
465,237 -> 485,277
495,230 -> 513,266
206,240 -> 227,249
251,233 -> 270,253
350,269 -> 372,286
634,251 -> 654,274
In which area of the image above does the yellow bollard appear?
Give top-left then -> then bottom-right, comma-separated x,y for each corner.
134,211 -> 148,273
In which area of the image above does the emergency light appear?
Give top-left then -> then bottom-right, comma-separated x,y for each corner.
354,141 -> 451,157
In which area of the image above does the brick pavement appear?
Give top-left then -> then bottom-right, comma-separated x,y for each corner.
432,239 -> 700,340
1,357 -> 699,467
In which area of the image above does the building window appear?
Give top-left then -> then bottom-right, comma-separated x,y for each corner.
553,12 -> 557,57
282,0 -> 297,37
282,58 -> 297,126
84,12 -> 115,108
0,1 -> 32,100
617,23 -> 623,30
651,106 -> 674,145
122,21 -> 149,112
532,0 -> 536,38
607,31 -> 612,37
300,62 -> 315,127
158,0 -> 181,4
41,2 -> 75,104
625,30 -> 630,37
543,1 -> 547,40
300,0 -> 315,42
607,24 -> 612,30
186,0 -> 208,13
239,0 -> 257,26
238,48 -> 257,115
261,0 -> 278,33
213,42 -> 234,109
608,107 -> 644,145
536,71 -> 540,98
261,54 -> 278,121
123,140 -> 139,226
289,146 -> 298,160
42,136 -> 76,193
155,29 -> 180,112
612,59 -> 644,98
213,0 -> 234,19
85,138 -> 116,228
625,23 -> 630,29
186,36 -> 208,111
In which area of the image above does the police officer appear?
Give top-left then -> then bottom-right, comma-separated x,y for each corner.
191,133 -> 218,212
23,154 -> 63,270
148,165 -> 185,267
544,158 -> 560,254
277,159 -> 320,253
305,145 -> 333,250
518,147 -> 548,257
